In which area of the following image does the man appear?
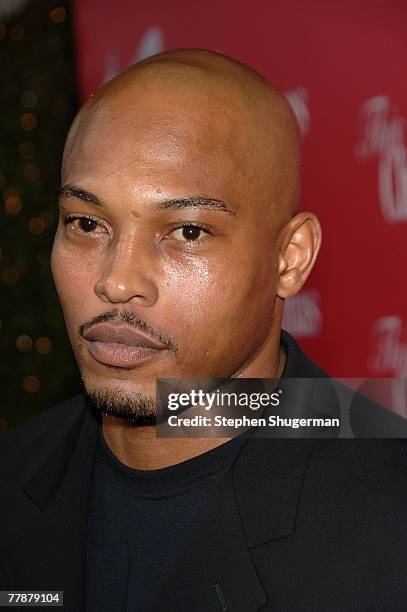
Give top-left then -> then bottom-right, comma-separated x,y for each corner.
1,49 -> 407,611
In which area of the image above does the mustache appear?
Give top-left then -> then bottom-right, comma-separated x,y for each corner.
79,308 -> 179,354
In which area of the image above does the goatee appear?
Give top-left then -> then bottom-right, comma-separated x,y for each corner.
85,387 -> 157,425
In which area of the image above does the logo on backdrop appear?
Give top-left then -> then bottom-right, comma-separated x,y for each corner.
355,96 -> 407,224
369,316 -> 407,374
284,87 -> 310,138
369,315 -> 407,417
282,289 -> 322,338
103,26 -> 165,83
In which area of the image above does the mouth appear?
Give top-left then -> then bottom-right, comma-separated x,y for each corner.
85,340 -> 165,369
82,322 -> 168,369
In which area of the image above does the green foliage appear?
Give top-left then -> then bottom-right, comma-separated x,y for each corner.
0,0 -> 81,428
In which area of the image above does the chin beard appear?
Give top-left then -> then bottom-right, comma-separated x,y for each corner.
85,386 -> 158,425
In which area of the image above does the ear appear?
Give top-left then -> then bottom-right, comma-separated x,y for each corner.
277,211 -> 322,299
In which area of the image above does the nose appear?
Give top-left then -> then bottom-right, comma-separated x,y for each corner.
94,235 -> 159,306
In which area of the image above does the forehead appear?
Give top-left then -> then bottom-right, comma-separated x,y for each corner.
62,87 -> 261,209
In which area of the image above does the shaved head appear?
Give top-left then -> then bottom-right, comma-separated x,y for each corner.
63,49 -> 301,224
52,48 -> 320,428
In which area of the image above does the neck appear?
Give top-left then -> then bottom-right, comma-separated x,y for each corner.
101,336 -> 286,470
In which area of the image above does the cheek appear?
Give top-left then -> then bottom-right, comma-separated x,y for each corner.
159,253 -> 275,376
161,256 -> 227,321
161,250 -> 274,340
162,256 -> 213,307
51,239 -> 98,311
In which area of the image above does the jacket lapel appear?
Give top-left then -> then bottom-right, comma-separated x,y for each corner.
151,435 -> 316,611
152,335 -> 324,611
151,467 -> 267,612
1,403 -> 99,612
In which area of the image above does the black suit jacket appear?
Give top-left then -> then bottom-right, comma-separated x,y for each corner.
1,331 -> 407,611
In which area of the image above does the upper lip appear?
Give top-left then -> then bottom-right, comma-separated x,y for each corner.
83,323 -> 165,350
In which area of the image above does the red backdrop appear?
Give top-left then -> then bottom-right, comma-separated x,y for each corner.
72,0 -> 407,379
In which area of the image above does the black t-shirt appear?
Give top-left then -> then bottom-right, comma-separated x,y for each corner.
86,427 -> 248,611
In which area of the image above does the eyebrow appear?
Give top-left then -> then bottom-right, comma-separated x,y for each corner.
58,185 -> 236,216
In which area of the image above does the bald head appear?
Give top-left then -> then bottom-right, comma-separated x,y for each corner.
62,48 -> 301,222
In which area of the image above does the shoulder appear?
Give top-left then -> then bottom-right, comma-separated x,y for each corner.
0,394 -> 91,489
304,438 -> 407,514
311,437 -> 407,473
280,329 -> 330,379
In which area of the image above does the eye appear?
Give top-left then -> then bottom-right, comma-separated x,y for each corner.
63,214 -> 107,235
170,224 -> 210,242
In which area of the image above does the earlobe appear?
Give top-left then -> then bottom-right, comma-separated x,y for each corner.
277,212 -> 322,299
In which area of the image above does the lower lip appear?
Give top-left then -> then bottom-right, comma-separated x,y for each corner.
86,341 -> 164,369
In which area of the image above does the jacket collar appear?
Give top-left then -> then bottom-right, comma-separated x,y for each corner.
22,398 -> 100,512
